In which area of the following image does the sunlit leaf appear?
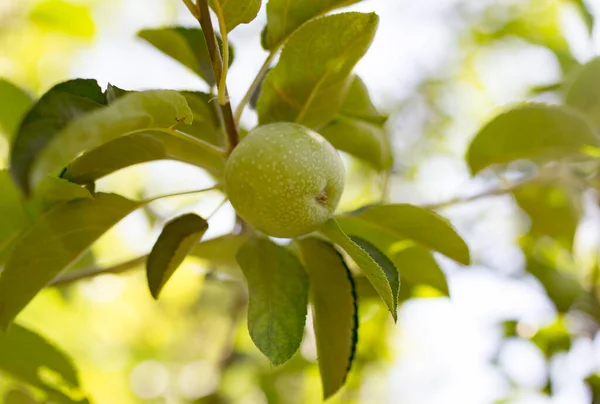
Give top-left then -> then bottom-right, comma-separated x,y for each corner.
257,12 -> 379,128
530,317 -> 571,359
30,90 -> 193,190
147,213 -> 208,299
236,237 -> 308,365
0,80 -> 33,140
29,0 -> 94,38
350,236 -> 399,309
264,0 -> 362,49
566,57 -> 600,128
28,177 -> 92,214
137,27 -> 234,86
0,193 -> 140,328
4,389 -> 39,404
10,79 -> 107,194
0,324 -> 87,403
320,219 -> 396,320
467,104 -> 599,175
209,0 -> 261,33
296,238 -> 358,399
0,171 -> 31,263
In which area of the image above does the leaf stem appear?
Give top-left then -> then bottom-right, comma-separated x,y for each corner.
181,0 -> 200,18
195,0 -> 239,151
234,49 -> 278,123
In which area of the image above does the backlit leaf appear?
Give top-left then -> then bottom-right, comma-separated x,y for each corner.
236,237 -> 308,365
147,213 -> 208,299
138,27 -> 234,86
10,79 -> 107,194
29,0 -> 94,38
0,172 -> 31,263
566,57 -> 600,128
320,219 -> 396,320
209,0 -> 261,33
190,233 -> 249,270
296,238 -> 357,399
28,177 -> 92,213
30,90 -> 193,190
0,324 -> 87,403
257,12 -> 379,128
0,80 -> 33,140
467,104 -> 599,175
179,91 -> 223,147
264,0 -> 362,49
0,193 -> 140,328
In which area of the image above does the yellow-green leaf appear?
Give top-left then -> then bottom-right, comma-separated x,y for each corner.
320,219 -> 396,320
0,80 -> 33,140
209,0 -> 261,33
29,0 -> 94,38
296,238 -> 357,399
566,57 -> 600,128
0,193 -> 140,328
147,213 -> 208,299
264,0 -> 362,49
467,104 -> 599,175
236,237 -> 308,365
257,12 -> 379,128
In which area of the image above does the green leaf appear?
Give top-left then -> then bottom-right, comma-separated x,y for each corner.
257,12 -> 379,129
30,90 -> 193,190
105,83 -> 131,104
10,79 -> 107,194
137,27 -> 234,86
296,238 -> 357,399
467,104 -> 599,175
209,0 -> 261,33
190,233 -> 249,270
0,80 -> 33,140
264,0 -> 362,49
29,0 -> 94,38
530,317 -> 571,359
179,91 -> 224,147
566,57 -> 600,128
350,236 -> 399,309
147,213 -> 208,299
0,193 -> 140,328
348,204 -> 469,265
0,324 -> 87,403
28,177 -> 92,214
236,237 -> 308,365
4,389 -> 39,404
338,76 -> 387,125
320,219 -> 396,320
0,172 -> 31,263
61,129 -> 226,185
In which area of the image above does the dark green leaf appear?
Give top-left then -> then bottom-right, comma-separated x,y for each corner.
586,374 -> 600,404
30,90 -> 193,190
0,324 -> 87,403
4,389 -> 38,404
0,80 -> 33,140
147,213 -> 208,299
566,57 -> 600,128
467,104 -> 599,175
350,236 -> 399,310
257,12 -> 379,128
264,0 -> 362,49
320,219 -> 396,320
209,0 -> 261,33
236,237 -> 308,365
10,79 -> 107,194
0,193 -> 140,328
137,27 -> 234,86
296,238 -> 357,399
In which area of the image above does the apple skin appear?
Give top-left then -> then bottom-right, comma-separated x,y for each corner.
225,122 -> 345,238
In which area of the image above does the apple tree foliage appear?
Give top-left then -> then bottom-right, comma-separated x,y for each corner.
0,0 -> 599,402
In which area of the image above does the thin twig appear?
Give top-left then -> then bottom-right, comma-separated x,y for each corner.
421,180 -> 529,210
143,186 -> 220,204
195,0 -> 239,151
181,0 -> 199,18
50,256 -> 148,287
234,50 -> 278,123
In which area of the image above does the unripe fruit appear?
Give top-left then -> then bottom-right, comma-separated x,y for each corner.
225,122 -> 345,238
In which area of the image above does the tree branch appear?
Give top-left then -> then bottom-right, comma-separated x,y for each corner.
50,256 -> 148,287
195,0 -> 239,151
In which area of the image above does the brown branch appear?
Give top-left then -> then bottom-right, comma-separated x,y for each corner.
195,0 -> 239,151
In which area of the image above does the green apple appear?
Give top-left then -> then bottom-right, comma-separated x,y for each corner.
225,122 -> 345,238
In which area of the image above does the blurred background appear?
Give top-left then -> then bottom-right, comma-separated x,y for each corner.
2,0 -> 600,403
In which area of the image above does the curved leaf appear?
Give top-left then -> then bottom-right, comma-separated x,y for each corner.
0,324 -> 87,403
320,219 -> 396,320
0,172 -> 31,263
180,91 -> 223,146
566,57 -> 600,128
236,237 -> 308,365
467,104 -> 599,175
209,0 -> 261,33
296,238 -> 357,399
0,193 -> 140,328
0,80 -> 33,140
257,12 -> 379,128
339,76 -> 387,125
137,27 -> 234,86
264,0 -> 362,49
30,90 -> 193,189
147,213 -> 208,299
10,79 -> 107,194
